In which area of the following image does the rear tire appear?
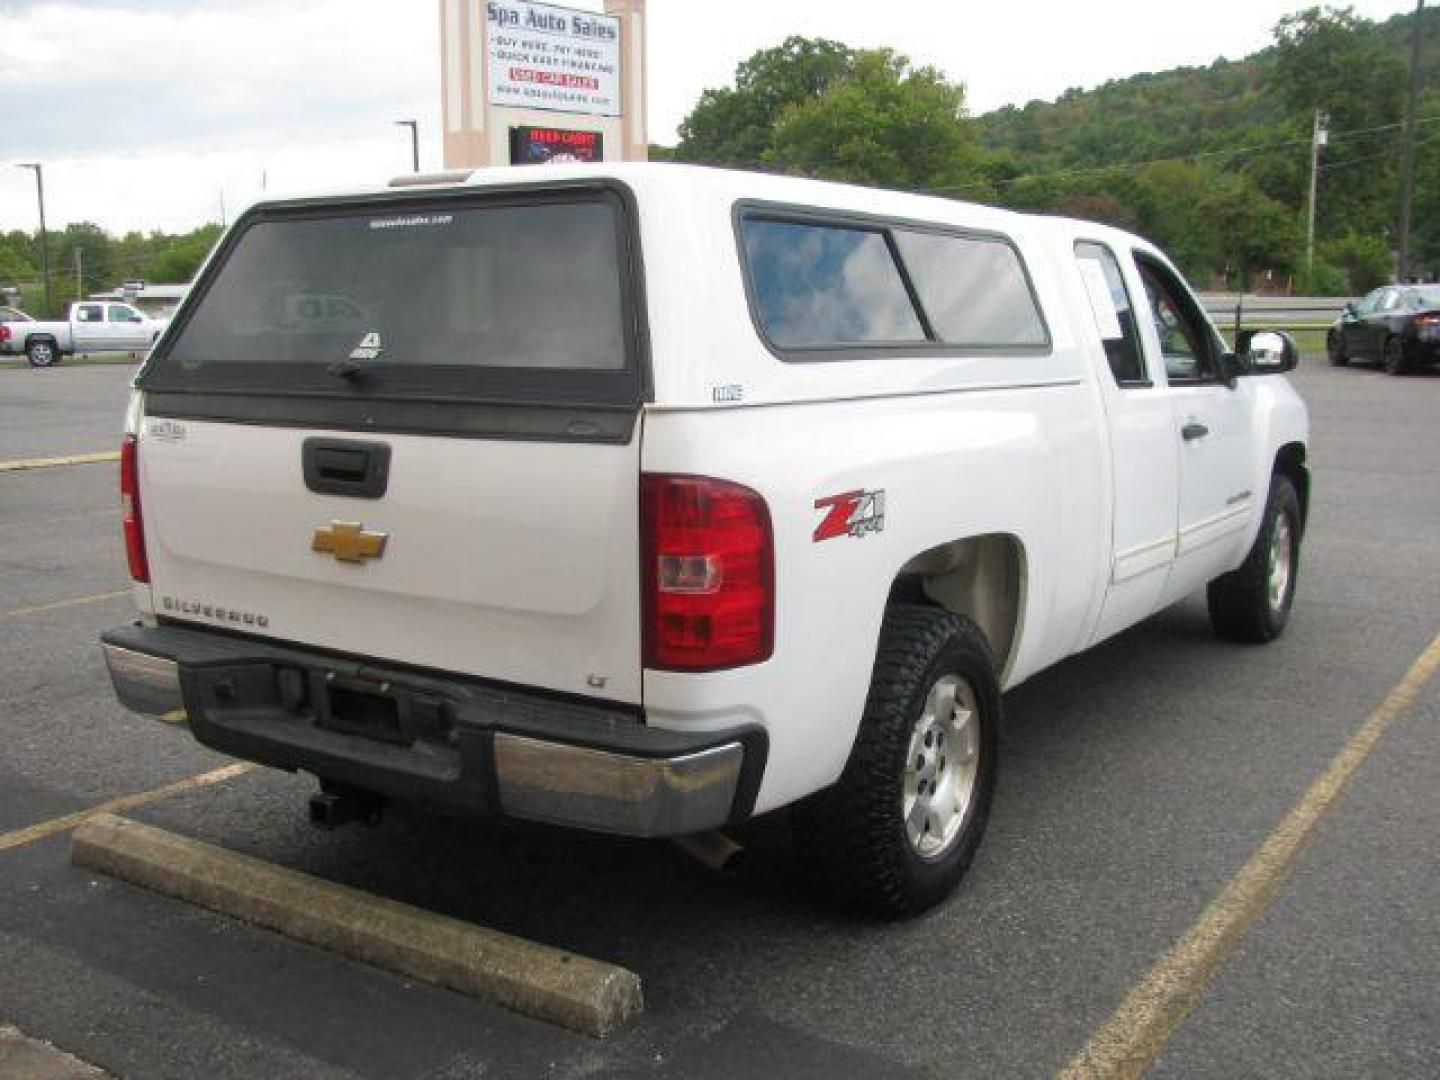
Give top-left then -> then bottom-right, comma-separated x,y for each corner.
1207,474 -> 1301,643
1326,330 -> 1349,366
1383,336 -> 1409,375
793,605 -> 1000,918
26,339 -> 57,367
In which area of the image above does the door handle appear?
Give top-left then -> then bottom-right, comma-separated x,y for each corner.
302,438 -> 391,499
1181,421 -> 1209,441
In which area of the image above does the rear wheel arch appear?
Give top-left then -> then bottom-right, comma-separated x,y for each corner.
887,533 -> 1025,681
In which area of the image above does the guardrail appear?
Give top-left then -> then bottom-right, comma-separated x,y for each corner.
1200,295 -> 1350,326
1199,295 -> 1351,339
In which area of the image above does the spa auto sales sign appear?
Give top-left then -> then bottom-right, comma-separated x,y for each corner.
487,1 -> 621,118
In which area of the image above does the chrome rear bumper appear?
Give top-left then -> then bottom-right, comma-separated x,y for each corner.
103,643 -> 182,716
493,735 -> 744,837
100,629 -> 761,838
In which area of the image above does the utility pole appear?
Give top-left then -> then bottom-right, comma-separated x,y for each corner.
1305,110 -> 1328,280
395,119 -> 420,172
1397,0 -> 1425,283
73,246 -> 83,302
15,163 -> 52,316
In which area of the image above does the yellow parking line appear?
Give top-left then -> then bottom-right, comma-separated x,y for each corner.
2,589 -> 129,619
0,763 -> 255,855
1059,630 -> 1440,1080
0,450 -> 120,472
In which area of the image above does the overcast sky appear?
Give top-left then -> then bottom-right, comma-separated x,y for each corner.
0,0 -> 1421,235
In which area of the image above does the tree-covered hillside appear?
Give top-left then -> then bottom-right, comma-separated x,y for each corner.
673,5 -> 1440,294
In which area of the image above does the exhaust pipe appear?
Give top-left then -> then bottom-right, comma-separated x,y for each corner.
671,830 -> 746,873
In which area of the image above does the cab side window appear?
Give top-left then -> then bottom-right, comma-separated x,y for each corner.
76,304 -> 103,322
1135,256 -> 1219,383
1075,241 -> 1147,386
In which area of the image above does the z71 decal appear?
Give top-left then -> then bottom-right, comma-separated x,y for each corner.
814,489 -> 886,542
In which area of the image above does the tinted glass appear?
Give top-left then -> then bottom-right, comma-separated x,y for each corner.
76,305 -> 102,322
160,200 -> 626,375
742,219 -> 925,348
1075,242 -> 1146,384
894,230 -> 1047,346
1407,286 -> 1440,308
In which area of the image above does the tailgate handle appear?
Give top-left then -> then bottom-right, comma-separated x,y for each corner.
302,438 -> 391,499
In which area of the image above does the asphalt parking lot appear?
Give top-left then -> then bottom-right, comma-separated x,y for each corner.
1,359 -> 1436,1079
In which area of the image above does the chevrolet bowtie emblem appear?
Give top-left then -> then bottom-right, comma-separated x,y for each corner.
311,521 -> 388,564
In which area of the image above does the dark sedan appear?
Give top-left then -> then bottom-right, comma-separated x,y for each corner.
1328,284 -> 1440,374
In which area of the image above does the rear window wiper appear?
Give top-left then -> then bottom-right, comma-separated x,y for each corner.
326,357 -> 369,381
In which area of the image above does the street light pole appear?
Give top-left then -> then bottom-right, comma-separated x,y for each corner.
394,120 -> 420,172
16,163 -> 52,316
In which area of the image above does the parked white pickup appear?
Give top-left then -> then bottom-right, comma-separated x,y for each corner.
101,164 -> 1309,916
6,300 -> 165,366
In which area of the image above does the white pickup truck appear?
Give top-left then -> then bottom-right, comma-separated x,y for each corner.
3,300 -> 164,367
101,164 -> 1309,916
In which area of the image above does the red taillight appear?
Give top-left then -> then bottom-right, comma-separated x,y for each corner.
641,473 -> 774,671
120,434 -> 149,583
1414,313 -> 1440,326
0,325 -> 10,342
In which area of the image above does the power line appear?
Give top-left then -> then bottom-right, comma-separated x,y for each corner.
942,113 -> 1440,195
1322,130 -> 1440,172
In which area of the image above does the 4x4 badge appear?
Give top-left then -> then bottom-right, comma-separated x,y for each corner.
814,489 -> 886,542
312,521 -> 389,563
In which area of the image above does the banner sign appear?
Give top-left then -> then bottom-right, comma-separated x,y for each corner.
510,125 -> 604,164
487,1 -> 621,118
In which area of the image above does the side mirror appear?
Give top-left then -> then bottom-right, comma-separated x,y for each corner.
1234,329 -> 1299,374
1342,301 -> 1358,319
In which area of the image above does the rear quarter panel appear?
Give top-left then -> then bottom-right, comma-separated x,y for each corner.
635,181 -> 1109,813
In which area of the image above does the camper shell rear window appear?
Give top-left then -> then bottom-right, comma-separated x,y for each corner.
138,182 -> 647,439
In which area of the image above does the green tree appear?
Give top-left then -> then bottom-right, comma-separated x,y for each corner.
0,233 -> 36,286
1130,161 -> 1223,277
1272,6 -> 1405,129
49,222 -> 114,304
1321,232 -> 1391,291
1054,192 -> 1141,233
676,36 -> 855,167
766,50 -> 980,191
144,225 -> 222,283
1271,6 -> 1407,239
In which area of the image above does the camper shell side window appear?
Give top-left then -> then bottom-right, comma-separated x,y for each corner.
734,201 -> 1051,363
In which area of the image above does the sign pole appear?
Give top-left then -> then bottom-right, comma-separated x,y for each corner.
605,0 -> 648,161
